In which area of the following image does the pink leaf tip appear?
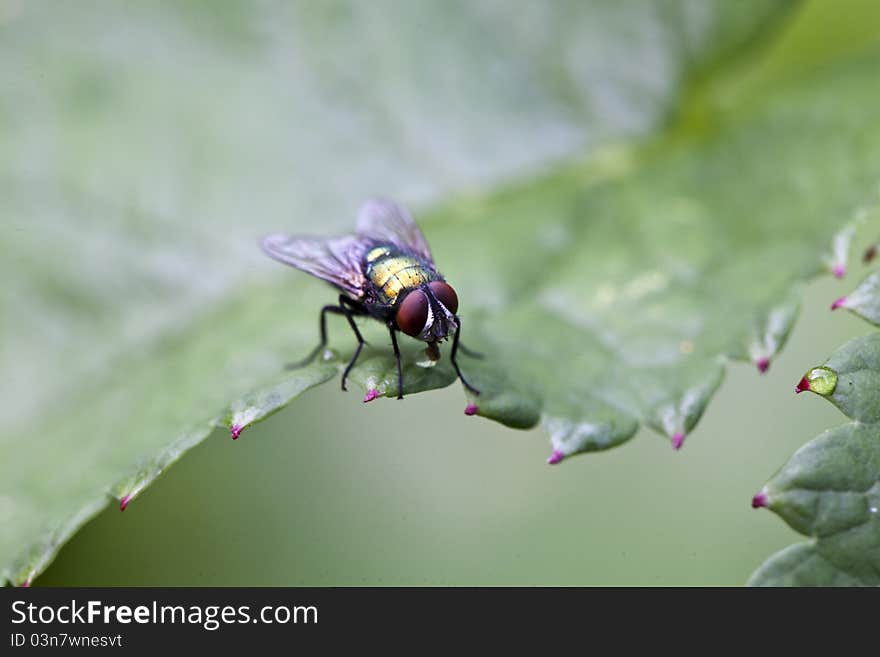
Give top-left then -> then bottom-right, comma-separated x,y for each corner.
756,357 -> 770,374
464,402 -> 478,416
230,424 -> 243,440
363,388 -> 380,403
795,377 -> 810,394
830,296 -> 847,311
751,492 -> 768,509
832,263 -> 845,279
20,578 -> 32,588
671,432 -> 686,450
119,495 -> 131,512
547,449 -> 565,465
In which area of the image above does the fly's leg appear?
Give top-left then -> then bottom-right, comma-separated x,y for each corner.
285,303 -> 345,369
388,324 -> 405,400
451,316 -> 480,395
337,296 -> 367,391
457,343 -> 484,359
287,296 -> 367,393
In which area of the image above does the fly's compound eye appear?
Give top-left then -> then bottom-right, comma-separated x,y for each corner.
397,289 -> 429,337
428,281 -> 458,315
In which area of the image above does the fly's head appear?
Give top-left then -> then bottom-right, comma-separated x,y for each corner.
395,281 -> 459,345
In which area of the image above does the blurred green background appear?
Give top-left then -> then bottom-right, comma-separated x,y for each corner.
40,275 -> 870,585
6,0 -> 879,585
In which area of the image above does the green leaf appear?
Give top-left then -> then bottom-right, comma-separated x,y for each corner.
750,274 -> 880,586
748,424 -> 880,586
832,271 -> 880,326
754,263 -> 880,585
817,334 -> 880,422
2,0 -> 877,586
752,330 -> 880,585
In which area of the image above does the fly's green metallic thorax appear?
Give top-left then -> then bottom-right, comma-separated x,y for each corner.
364,244 -> 440,306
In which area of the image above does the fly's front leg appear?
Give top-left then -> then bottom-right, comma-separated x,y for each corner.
451,316 -> 480,395
388,324 -> 404,399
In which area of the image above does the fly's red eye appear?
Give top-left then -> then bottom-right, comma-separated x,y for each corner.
396,289 -> 429,337
428,281 -> 458,314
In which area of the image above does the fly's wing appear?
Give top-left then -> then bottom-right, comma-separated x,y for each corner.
260,233 -> 367,300
355,198 -> 434,263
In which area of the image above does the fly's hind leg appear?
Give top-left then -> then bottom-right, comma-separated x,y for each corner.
285,303 -> 345,370
288,295 -> 367,393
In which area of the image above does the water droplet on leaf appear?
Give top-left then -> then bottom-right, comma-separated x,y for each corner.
798,366 -> 838,396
